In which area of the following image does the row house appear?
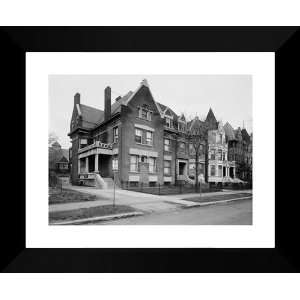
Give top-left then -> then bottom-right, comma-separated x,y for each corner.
224,122 -> 253,182
68,79 -> 242,188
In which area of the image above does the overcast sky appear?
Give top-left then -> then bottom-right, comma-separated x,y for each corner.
49,75 -> 252,148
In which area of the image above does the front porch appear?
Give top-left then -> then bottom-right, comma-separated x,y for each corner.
77,141 -> 118,187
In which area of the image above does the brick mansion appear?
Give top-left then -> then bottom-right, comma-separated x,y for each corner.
68,79 -> 252,188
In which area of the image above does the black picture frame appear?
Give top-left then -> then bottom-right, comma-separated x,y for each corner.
0,27 -> 298,272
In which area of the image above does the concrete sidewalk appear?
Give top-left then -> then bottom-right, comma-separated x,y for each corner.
50,185 -> 252,214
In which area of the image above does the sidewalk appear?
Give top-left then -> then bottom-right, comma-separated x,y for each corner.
50,185 -> 252,214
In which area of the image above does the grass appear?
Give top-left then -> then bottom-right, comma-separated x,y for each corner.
49,187 -> 99,204
182,192 -> 252,203
49,205 -> 137,223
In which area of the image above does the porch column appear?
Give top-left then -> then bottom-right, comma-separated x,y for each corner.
78,158 -> 81,174
94,154 -> 99,173
233,167 -> 236,178
85,156 -> 89,173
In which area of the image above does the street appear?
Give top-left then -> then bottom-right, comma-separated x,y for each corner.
93,198 -> 252,225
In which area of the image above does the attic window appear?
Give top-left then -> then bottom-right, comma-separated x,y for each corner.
165,117 -> 173,128
138,107 -> 152,121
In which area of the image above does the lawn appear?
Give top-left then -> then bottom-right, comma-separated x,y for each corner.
183,192 -> 252,203
49,205 -> 137,223
49,187 -> 99,204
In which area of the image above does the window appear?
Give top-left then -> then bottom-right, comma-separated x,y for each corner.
135,128 -> 142,144
189,143 -> 195,154
164,160 -> 171,175
148,157 -> 156,173
130,155 -> 139,172
218,150 -> 222,160
164,138 -> 171,151
135,128 -> 153,145
165,117 -> 173,128
210,149 -> 215,160
178,142 -> 185,152
138,107 -> 152,121
218,165 -> 222,177
140,156 -> 147,163
113,127 -> 119,143
199,163 -> 204,174
178,122 -> 186,132
146,131 -> 153,145
222,152 -> 226,161
112,156 -> 118,170
210,165 -> 216,176
80,138 -> 87,149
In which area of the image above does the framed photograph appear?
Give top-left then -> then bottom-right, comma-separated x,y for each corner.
1,27 -> 299,272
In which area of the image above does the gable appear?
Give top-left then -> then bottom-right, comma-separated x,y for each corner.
58,156 -> 69,163
127,84 -> 161,115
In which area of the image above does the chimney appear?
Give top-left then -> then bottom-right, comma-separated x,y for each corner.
74,93 -> 80,105
104,86 -> 111,121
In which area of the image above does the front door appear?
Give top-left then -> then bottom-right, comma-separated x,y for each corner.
179,162 -> 186,175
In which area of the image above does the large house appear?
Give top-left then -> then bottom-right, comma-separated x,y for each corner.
68,80 -> 248,188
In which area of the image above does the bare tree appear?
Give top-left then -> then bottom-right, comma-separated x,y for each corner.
186,117 -> 209,191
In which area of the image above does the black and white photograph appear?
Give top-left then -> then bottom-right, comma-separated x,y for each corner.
48,74 -> 253,225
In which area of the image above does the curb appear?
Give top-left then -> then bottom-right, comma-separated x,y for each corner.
182,196 -> 252,208
50,211 -> 144,225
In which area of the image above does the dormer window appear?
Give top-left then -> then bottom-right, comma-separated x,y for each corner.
178,121 -> 186,132
165,117 -> 173,128
138,106 -> 152,121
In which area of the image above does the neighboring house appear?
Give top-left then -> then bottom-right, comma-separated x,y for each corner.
49,141 -> 70,174
68,79 -> 248,188
187,112 -> 237,185
224,122 -> 253,183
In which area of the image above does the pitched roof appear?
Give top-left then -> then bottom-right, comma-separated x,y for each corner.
241,128 -> 250,143
79,104 -> 104,129
51,141 -> 61,148
235,127 -> 243,141
223,122 -> 236,140
49,147 -> 69,169
187,116 -> 205,131
205,108 -> 218,130
111,91 -> 133,115
157,102 -> 178,119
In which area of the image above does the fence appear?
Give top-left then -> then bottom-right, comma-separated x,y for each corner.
121,181 -> 221,195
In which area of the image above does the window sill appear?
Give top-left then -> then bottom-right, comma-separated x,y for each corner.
136,117 -> 151,122
136,142 -> 153,147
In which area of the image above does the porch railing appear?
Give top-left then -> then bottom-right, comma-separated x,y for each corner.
78,141 -> 113,154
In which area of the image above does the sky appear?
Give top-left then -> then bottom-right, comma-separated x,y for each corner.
49,75 -> 252,148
